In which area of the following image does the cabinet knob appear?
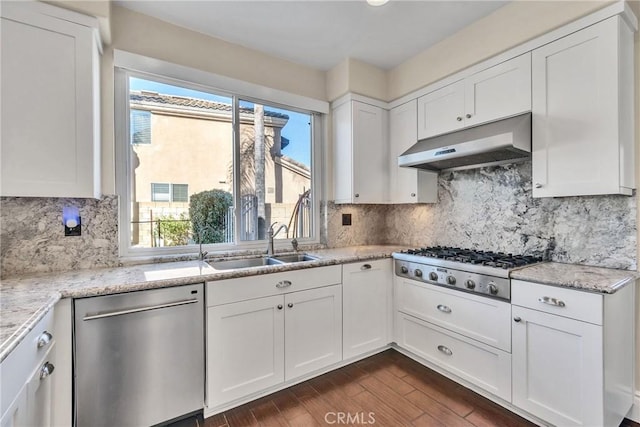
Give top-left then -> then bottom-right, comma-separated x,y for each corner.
466,114 -> 472,119
354,193 -> 360,198
410,193 -> 416,197
277,304 -> 283,310
287,303 -> 294,308
456,116 -> 463,122
436,304 -> 452,314
514,317 -> 522,323
535,183 -> 543,189
437,345 -> 453,356
37,331 -> 53,349
361,264 -> 372,270
40,362 -> 55,380
276,280 -> 292,289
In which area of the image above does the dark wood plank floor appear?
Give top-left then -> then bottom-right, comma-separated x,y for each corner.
198,349 -> 640,427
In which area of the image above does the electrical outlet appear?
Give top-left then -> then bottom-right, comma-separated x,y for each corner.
63,207 -> 81,236
342,213 -> 352,226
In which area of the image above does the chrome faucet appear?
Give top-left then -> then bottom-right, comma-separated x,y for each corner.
267,222 -> 288,256
195,225 -> 216,261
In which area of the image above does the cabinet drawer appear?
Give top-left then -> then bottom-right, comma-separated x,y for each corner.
396,277 -> 511,351
207,265 -> 342,306
396,312 -> 511,402
1,308 -> 55,419
511,280 -> 603,325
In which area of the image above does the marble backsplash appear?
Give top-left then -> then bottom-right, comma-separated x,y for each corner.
1,162 -> 637,278
1,196 -> 120,278
328,162 -> 637,270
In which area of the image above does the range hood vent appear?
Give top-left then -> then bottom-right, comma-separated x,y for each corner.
398,113 -> 531,172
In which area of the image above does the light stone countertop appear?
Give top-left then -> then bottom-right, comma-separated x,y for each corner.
510,261 -> 639,293
0,245 -> 404,363
2,248 -> 638,364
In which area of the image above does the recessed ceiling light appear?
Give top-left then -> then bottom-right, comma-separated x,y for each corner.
366,0 -> 389,6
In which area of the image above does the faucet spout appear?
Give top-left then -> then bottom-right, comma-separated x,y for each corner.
267,222 -> 288,256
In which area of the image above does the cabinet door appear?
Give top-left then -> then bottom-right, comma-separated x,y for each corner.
352,101 -> 388,204
333,101 -> 354,204
207,296 -> 285,407
389,100 -> 437,204
25,350 -> 56,427
512,306 -> 603,426
465,53 -> 531,127
417,80 -> 464,139
343,260 -> 392,360
285,285 -> 342,380
0,383 -> 29,427
0,3 -> 99,198
531,18 -> 623,197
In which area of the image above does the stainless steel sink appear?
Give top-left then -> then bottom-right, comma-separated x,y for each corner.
268,253 -> 319,263
207,253 -> 319,270
208,256 -> 282,270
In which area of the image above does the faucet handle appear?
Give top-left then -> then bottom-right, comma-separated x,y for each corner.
291,238 -> 299,252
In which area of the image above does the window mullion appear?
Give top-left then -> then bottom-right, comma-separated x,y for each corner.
232,95 -> 241,245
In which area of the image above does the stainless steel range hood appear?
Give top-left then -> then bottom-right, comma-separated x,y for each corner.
398,112 -> 531,172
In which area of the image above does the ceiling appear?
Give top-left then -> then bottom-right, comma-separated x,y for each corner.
115,1 -> 508,71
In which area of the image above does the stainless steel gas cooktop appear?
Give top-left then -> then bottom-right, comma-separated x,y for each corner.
393,246 -> 544,301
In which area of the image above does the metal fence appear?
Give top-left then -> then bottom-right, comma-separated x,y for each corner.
133,193 -> 311,247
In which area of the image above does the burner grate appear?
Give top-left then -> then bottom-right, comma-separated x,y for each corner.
400,246 -> 542,269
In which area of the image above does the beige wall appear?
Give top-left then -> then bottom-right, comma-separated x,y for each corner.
326,58 -> 388,102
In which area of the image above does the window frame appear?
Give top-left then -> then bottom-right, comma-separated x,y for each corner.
114,53 -> 325,258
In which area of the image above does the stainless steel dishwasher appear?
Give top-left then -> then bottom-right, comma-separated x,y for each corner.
74,284 -> 204,427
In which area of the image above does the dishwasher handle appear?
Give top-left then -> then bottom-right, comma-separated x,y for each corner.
83,298 -> 199,321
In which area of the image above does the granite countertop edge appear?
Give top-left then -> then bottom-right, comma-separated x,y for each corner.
2,250 -> 638,363
509,261 -> 639,294
0,246 -> 403,362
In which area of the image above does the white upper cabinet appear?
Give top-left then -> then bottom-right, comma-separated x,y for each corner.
0,2 -> 101,198
333,99 -> 389,204
389,100 -> 438,204
531,16 -> 635,197
417,80 -> 465,140
417,53 -> 531,140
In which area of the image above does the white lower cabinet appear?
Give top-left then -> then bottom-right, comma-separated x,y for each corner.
342,260 -> 392,360
207,296 -> 285,406
0,310 -> 56,427
206,267 -> 343,412
394,275 -> 512,401
284,285 -> 342,380
395,312 -> 512,402
511,279 -> 635,427
511,305 -> 602,426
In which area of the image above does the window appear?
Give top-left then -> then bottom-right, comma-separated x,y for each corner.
172,184 -> 189,203
151,183 -> 170,202
130,109 -> 151,144
116,69 -> 321,254
151,183 -> 188,202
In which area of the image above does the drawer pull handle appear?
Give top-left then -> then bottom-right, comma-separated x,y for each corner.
40,362 -> 55,380
276,280 -> 292,289
37,331 -> 53,349
437,345 -> 453,356
538,296 -> 565,307
436,304 -> 452,314
361,264 -> 372,270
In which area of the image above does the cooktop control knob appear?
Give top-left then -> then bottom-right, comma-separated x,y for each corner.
465,279 -> 476,289
488,283 -> 499,295
428,272 -> 438,281
414,269 -> 423,278
446,276 -> 456,285
400,266 -> 409,274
